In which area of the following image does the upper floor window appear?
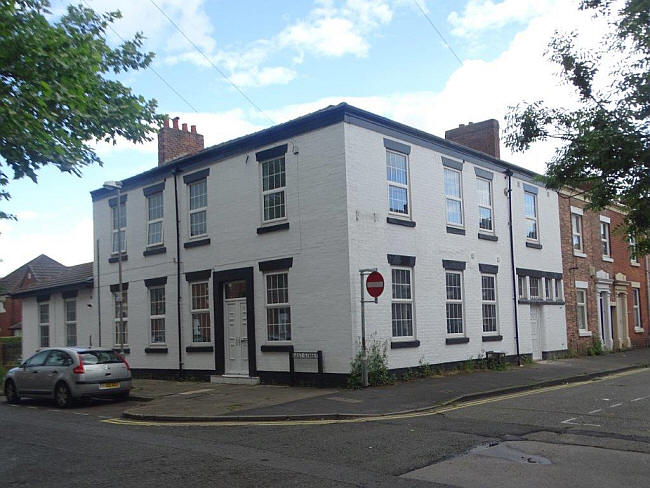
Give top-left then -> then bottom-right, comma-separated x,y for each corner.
544,277 -> 553,300
64,299 -> 77,347
529,276 -> 541,298
477,177 -> 493,232
386,150 -> 409,216
518,275 -> 527,299
601,221 -> 611,258
524,191 -> 538,241
391,268 -> 414,338
261,156 -> 286,222
555,279 -> 564,301
111,202 -> 126,254
189,179 -> 207,238
571,213 -> 584,252
444,168 -> 463,227
147,192 -> 164,246
630,236 -> 639,264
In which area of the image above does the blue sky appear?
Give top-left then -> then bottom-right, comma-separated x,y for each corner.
0,0 -> 608,274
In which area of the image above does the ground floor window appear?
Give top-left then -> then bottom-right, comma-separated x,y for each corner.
446,271 -> 464,334
265,272 -> 291,341
149,286 -> 166,343
481,274 -> 498,333
113,290 -> 128,345
576,288 -> 588,331
39,302 -> 49,347
391,267 -> 414,338
191,282 -> 211,343
64,299 -> 77,346
633,288 -> 642,329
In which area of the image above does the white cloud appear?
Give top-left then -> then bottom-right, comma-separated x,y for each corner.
448,0 -> 564,37
0,218 -> 94,276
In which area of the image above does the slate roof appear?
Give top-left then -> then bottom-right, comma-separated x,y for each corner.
0,254 -> 66,295
9,262 -> 94,298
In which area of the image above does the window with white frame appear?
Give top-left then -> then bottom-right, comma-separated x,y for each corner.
386,150 -> 409,216
189,179 -> 207,238
149,286 -> 165,343
261,156 -> 286,222
601,221 -> 611,258
633,288 -> 642,329
571,213 -> 584,252
391,268 -> 414,337
64,299 -> 77,346
111,202 -> 126,254
481,274 -> 498,333
191,282 -> 211,343
39,302 -> 49,347
477,177 -> 493,232
113,290 -> 128,345
446,271 -> 464,334
518,275 -> 527,299
444,168 -> 463,227
630,236 -> 639,264
524,191 -> 538,240
529,276 -> 541,298
265,273 -> 291,341
544,277 -> 553,300
555,279 -> 564,301
147,192 -> 164,246
576,289 -> 588,331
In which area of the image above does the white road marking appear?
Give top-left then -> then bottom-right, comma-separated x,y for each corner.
561,417 -> 601,427
588,409 -> 602,414
631,396 -> 648,402
178,389 -> 214,395
72,412 -> 89,416
561,417 -> 577,424
27,406 -> 37,409
608,403 -> 623,408
602,398 -> 610,401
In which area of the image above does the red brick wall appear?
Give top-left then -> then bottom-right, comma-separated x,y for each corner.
0,297 -> 22,337
445,119 -> 500,159
158,118 -> 204,166
610,212 -> 650,347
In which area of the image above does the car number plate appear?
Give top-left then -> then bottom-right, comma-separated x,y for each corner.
100,382 -> 120,389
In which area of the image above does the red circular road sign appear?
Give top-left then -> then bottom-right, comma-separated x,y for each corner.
366,271 -> 385,298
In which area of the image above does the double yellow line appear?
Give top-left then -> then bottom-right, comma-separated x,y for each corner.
103,368 -> 647,428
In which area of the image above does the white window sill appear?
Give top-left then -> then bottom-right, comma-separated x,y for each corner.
573,250 -> 587,258
148,343 -> 167,347
634,328 -> 644,333
631,262 -> 640,267
578,330 -> 592,337
188,235 -> 209,240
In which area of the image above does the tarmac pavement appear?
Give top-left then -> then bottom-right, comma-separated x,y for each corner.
122,348 -> 650,422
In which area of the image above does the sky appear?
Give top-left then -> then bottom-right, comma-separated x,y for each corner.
0,0 -> 614,275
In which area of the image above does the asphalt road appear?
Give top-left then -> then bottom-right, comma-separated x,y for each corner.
1,368 -> 649,487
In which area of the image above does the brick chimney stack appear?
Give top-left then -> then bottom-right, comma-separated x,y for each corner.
445,119 -> 500,159
158,117 -> 205,166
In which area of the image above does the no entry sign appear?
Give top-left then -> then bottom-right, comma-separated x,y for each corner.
365,271 -> 385,298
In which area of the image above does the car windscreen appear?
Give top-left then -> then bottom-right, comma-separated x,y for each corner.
79,351 -> 123,365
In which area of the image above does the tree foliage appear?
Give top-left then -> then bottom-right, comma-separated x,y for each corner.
0,0 -> 164,219
505,0 -> 650,253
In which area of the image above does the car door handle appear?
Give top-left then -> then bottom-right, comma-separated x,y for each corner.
32,370 -> 38,374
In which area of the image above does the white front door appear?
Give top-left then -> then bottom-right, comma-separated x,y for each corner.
224,298 -> 248,375
530,306 -> 543,360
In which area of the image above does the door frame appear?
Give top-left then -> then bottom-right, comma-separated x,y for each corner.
213,267 -> 256,376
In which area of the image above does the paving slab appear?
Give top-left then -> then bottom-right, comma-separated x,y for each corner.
122,348 -> 650,422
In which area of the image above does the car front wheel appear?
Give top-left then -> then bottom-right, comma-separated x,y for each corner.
4,380 -> 20,404
54,382 -> 73,408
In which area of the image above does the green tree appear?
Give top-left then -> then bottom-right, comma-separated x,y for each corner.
0,0 -> 164,219
505,0 -> 649,253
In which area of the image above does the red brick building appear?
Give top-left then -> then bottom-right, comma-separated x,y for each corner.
559,190 -> 649,352
0,255 -> 66,336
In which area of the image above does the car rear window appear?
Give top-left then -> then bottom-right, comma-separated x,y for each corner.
79,351 -> 124,365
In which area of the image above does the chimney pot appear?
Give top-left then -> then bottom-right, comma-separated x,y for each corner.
163,118 -> 170,128
182,123 -> 188,131
172,117 -> 179,129
191,125 -> 197,133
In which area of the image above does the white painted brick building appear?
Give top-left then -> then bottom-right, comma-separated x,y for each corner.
19,104 -> 567,383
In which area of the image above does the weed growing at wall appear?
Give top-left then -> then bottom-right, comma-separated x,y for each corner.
348,337 -> 390,388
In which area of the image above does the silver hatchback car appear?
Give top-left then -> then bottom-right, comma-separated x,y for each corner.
3,347 -> 132,408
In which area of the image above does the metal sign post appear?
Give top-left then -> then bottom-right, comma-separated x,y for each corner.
359,268 -> 384,387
